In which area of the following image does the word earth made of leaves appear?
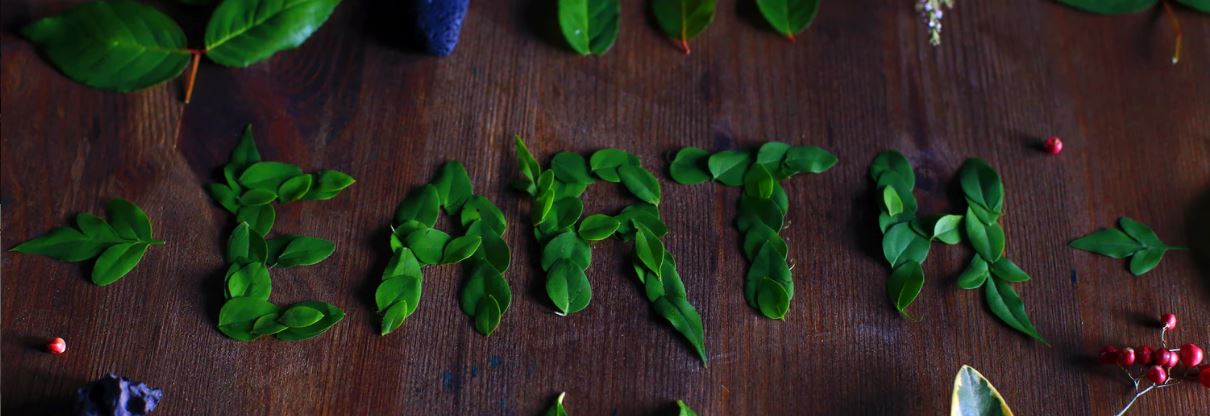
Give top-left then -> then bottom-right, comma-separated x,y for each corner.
515,136 -> 708,365
206,125 -> 355,342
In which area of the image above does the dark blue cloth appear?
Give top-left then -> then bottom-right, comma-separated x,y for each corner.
415,0 -> 470,56
74,374 -> 162,416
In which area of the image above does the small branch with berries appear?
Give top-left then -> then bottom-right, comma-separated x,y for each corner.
1097,313 -> 1209,416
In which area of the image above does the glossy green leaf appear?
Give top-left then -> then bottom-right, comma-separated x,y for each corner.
541,231 -> 592,271
653,295 -> 709,364
395,185 -> 441,227
236,204 -> 275,236
781,145 -> 837,176
754,142 -> 791,167
883,186 -> 904,216
669,147 -> 712,185
239,161 -> 304,192
887,261 -> 924,316
229,125 -> 263,171
545,393 -> 569,416
515,135 -> 542,194
218,297 -> 279,341
869,151 -> 916,187
277,174 -> 313,203
11,227 -> 108,262
461,196 -> 508,235
406,227 -> 451,265
547,260 -> 591,315
1175,0 -> 1210,13
441,235 -> 482,264
677,400 -> 699,416
746,243 -> 793,318
652,0 -> 716,51
227,222 -> 266,263
1056,0 -> 1156,14
549,197 -> 585,231
707,149 -> 751,186
207,184 -> 241,213
239,188 -> 277,206
964,210 -> 1003,262
883,222 -> 930,267
618,164 -> 661,205
589,148 -> 634,182
303,170 -> 355,200
742,223 -> 786,259
958,159 -> 1004,215
931,214 -> 964,245
91,242 -> 148,286
1069,228 -> 1142,258
1129,248 -> 1165,276
433,161 -> 473,213
226,261 -> 271,299
577,214 -> 620,241
460,265 -> 511,335
984,277 -> 1047,344
204,0 -> 341,67
951,365 -> 1014,416
755,0 -> 820,39
76,213 -> 119,241
634,227 -> 666,277
957,256 -> 990,290
379,298 -> 411,336
744,163 -> 775,199
278,304 -> 325,328
990,258 -> 1029,283
736,194 -> 785,233
1118,216 -> 1163,246
558,0 -> 620,55
272,236 -> 334,267
21,0 -> 191,92
551,152 -> 595,185
106,198 -> 153,241
472,295 -> 503,335
756,276 -> 791,319
274,301 -> 344,341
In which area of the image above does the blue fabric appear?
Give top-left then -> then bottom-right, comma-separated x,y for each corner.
415,0 -> 470,56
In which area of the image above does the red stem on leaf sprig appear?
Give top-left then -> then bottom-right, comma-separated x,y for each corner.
1161,0 -> 1182,64
183,49 -> 203,103
1097,313 -> 1209,416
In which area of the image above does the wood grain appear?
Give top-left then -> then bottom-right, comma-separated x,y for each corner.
3,1 -> 1209,414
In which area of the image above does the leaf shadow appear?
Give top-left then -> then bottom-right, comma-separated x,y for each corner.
519,0 -> 566,52
1184,184 -> 1210,298
735,0 -> 772,34
363,0 -> 426,53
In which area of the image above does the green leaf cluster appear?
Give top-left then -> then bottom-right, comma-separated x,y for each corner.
516,136 -> 707,365
557,0 -> 620,55
12,199 -> 165,286
208,125 -> 350,342
870,151 -> 933,317
378,161 -> 513,336
670,142 -> 837,320
22,0 -> 341,93
1070,217 -> 1185,276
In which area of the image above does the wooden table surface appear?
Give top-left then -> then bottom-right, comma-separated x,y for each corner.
3,1 -> 1209,415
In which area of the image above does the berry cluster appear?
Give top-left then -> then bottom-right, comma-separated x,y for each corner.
1097,313 -> 1209,416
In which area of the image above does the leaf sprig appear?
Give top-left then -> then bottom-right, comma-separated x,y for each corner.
207,125 -> 353,342
869,151 -> 938,318
22,0 -> 341,101
1057,0 -> 1209,64
1070,217 -> 1185,276
377,161 -> 513,336
516,136 -> 708,365
12,199 -> 164,286
670,142 -> 838,320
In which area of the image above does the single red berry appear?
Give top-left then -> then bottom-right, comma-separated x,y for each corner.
1044,136 -> 1063,155
1180,344 -> 1204,367
1138,346 -> 1154,365
1153,350 -> 1174,368
1167,350 -> 1181,368
1098,345 -> 1120,364
1117,347 -> 1136,366
1200,366 -> 1210,388
48,337 -> 66,355
1161,313 -> 1177,330
1146,365 -> 1168,384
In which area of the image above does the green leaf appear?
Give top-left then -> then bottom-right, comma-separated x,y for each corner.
707,149 -> 751,186
882,186 -> 904,217
278,305 -> 325,328
957,256 -> 990,290
239,161 -> 304,192
1175,0 -> 1210,13
204,0 -> 341,67
652,0 -> 716,51
515,135 -> 542,194
652,295 -> 709,364
21,0 -> 191,92
755,0 -> 820,39
77,213 -> 120,242
461,196 -> 508,235
544,392 -> 569,416
532,171 -> 558,224
931,214 -> 964,245
303,170 -> 355,200
558,0 -> 620,55
547,197 -> 585,231
548,152 -> 592,186
781,145 -> 837,176
379,298 -> 411,336
869,151 -> 915,188
887,261 -> 924,317
1129,248 -> 1166,276
227,222 -> 267,263
250,313 -> 288,335
882,222 -> 930,267
1118,216 -> 1164,246
736,194 -> 785,233
742,223 -> 786,259
460,265 -> 512,335
984,277 -> 1047,344
618,164 -> 661,205
669,147 -> 712,185
746,242 -> 793,318
230,125 -> 262,170
207,184 -> 241,213
1056,0 -> 1156,14
1069,228 -> 1142,258
589,148 -> 634,182
272,236 -> 334,267
541,231 -> 592,271
547,260 -> 592,315
91,242 -> 148,286
754,142 -> 792,167
990,258 -> 1030,283
236,204 -> 275,236
958,159 -> 1004,215
744,163 -> 775,199
634,227 -> 666,277
239,188 -> 277,206
11,227 -> 108,262
106,198 -> 153,241
226,261 -> 271,299
274,301 -> 344,341
441,235 -> 482,264
277,174 -> 313,203
577,214 -> 620,241
218,297 -> 279,341
677,400 -> 699,416
433,161 -> 473,213
951,365 -> 1015,416
394,185 -> 441,227
755,277 -> 791,319
472,295 -> 504,336
406,227 -> 451,265
964,210 -> 1003,262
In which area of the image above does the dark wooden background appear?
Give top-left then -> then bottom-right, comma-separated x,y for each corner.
3,0 -> 1209,414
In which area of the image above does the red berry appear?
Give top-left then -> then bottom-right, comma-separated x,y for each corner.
1098,345 -> 1120,364
1201,366 -> 1210,388
1161,313 -> 1177,330
1138,346 -> 1154,365
1180,344 -> 1204,367
1153,350 -> 1174,368
1146,365 -> 1168,384
1167,350 -> 1181,368
1117,348 -> 1136,366
48,337 -> 66,355
1044,136 -> 1063,155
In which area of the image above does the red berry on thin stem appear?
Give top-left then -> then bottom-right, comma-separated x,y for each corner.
47,337 -> 66,355
1099,345 -> 1120,364
1166,351 -> 1181,368
1180,343 -> 1204,367
1161,313 -> 1177,330
1044,136 -> 1063,155
1138,346 -> 1154,365
1153,350 -> 1174,368
1117,348 -> 1136,366
1147,365 -> 1168,384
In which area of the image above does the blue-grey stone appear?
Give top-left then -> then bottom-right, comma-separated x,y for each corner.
74,374 -> 162,416
414,0 -> 470,56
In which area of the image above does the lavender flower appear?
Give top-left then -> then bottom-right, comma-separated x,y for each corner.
917,0 -> 954,46
74,374 -> 163,416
